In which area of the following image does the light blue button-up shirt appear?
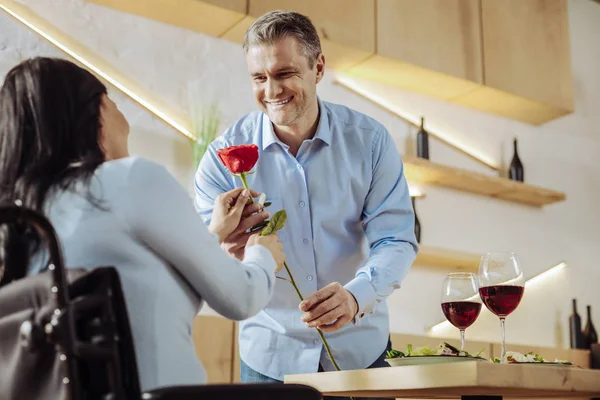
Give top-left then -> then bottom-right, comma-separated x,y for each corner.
194,99 -> 418,380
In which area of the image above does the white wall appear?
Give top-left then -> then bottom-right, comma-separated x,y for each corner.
1,0 -> 599,349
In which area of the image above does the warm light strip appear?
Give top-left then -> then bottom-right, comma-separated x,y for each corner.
0,0 -> 195,140
428,261 -> 567,333
525,261 -> 567,288
335,75 -> 499,171
408,184 -> 425,198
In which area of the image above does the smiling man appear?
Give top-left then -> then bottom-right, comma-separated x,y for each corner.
194,10 -> 418,399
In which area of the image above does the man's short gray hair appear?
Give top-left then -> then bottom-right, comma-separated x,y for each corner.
243,10 -> 322,68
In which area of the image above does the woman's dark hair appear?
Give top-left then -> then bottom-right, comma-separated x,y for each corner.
0,57 -> 107,286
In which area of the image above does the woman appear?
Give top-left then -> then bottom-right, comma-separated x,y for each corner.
0,57 -> 285,391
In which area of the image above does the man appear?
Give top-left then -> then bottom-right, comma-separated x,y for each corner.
194,9 -> 418,397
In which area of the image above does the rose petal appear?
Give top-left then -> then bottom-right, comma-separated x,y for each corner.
217,144 -> 259,174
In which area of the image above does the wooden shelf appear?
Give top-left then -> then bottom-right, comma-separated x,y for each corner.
414,245 -> 480,272
403,156 -> 566,207
88,0 -> 247,37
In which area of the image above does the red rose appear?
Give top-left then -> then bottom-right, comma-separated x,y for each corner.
217,144 -> 259,175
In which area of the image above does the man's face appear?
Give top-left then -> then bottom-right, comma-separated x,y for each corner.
246,36 -> 324,128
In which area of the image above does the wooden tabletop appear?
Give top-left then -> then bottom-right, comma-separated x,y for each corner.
284,361 -> 600,398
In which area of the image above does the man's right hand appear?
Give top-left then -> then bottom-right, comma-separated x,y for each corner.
221,201 -> 271,260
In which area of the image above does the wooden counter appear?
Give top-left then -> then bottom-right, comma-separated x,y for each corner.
284,361 -> 600,398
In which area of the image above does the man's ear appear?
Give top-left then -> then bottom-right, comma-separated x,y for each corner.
315,54 -> 325,84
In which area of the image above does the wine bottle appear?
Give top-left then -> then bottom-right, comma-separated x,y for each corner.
508,138 -> 524,182
569,299 -> 585,349
416,117 -> 429,160
411,197 -> 421,244
584,305 -> 598,348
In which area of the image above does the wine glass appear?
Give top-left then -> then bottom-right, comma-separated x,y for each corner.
441,273 -> 482,351
478,252 -> 525,363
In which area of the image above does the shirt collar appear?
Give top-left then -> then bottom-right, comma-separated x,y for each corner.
261,98 -> 331,150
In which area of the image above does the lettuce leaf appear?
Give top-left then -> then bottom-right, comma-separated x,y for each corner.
386,349 -> 405,359
412,346 -> 438,356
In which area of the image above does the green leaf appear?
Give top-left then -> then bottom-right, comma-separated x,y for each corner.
475,348 -> 485,358
386,349 -> 404,359
406,344 -> 413,356
416,346 -> 437,356
261,210 -> 287,236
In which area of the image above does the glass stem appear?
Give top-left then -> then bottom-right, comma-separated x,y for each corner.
500,317 -> 506,363
460,330 -> 465,351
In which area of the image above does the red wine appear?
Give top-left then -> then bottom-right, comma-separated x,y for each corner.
441,301 -> 482,329
479,285 -> 524,317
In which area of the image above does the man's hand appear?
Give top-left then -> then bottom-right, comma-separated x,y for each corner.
299,282 -> 359,333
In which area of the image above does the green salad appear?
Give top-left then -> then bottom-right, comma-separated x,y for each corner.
491,351 -> 571,364
386,344 -> 572,365
386,342 -> 485,359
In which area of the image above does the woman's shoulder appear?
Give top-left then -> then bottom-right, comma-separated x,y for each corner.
89,156 -> 180,212
98,156 -> 171,182
90,157 -> 177,202
100,155 -> 163,172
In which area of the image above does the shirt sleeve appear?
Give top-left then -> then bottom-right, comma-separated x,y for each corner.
344,127 -> 418,320
123,157 -> 276,321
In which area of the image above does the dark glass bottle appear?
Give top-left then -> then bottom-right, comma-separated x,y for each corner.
570,299 -> 585,349
584,305 -> 598,349
411,197 -> 421,243
508,138 -> 524,182
416,117 -> 429,160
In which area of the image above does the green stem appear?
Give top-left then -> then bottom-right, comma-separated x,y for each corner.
235,178 -> 347,394
283,262 -> 304,302
240,172 -> 269,233
316,327 -> 342,372
239,173 -> 255,204
283,261 -> 343,372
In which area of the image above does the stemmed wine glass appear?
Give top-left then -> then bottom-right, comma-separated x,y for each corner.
441,272 -> 482,351
478,252 -> 525,363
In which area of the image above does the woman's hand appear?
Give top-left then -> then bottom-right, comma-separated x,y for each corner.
247,233 -> 285,273
209,188 -> 267,244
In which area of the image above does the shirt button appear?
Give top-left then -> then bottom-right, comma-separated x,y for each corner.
299,201 -> 305,207
303,238 -> 309,245
297,164 -> 302,170
313,339 -> 319,345
307,275 -> 313,281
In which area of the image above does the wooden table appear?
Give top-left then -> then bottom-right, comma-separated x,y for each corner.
284,361 -> 600,399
